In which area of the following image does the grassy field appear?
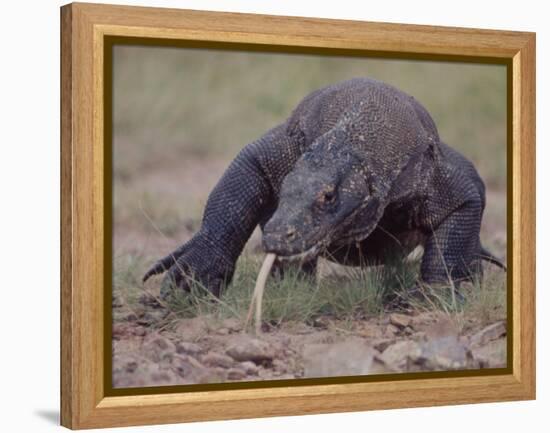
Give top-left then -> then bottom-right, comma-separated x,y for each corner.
111,45 -> 508,386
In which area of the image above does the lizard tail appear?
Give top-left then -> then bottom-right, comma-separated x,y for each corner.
479,246 -> 507,271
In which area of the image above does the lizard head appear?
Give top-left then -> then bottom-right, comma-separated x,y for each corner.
263,135 -> 380,258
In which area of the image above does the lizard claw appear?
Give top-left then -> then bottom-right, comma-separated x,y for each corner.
142,261 -> 167,283
143,233 -> 235,299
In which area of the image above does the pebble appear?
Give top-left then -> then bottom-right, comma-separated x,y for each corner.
125,313 -> 138,322
226,338 -> 275,364
469,321 -> 507,348
373,338 -> 395,352
174,317 -> 211,341
359,325 -> 384,339
377,340 -> 422,370
142,335 -> 176,362
239,361 -> 259,375
201,352 -> 234,368
171,354 -> 192,377
420,336 -> 471,370
385,324 -> 401,336
134,327 -> 146,337
272,359 -> 288,373
175,341 -> 203,355
471,338 -> 507,368
389,313 -> 412,329
227,368 -> 247,380
222,317 -> 243,332
303,339 -> 375,378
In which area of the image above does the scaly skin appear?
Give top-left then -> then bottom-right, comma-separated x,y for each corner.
143,78 -> 505,298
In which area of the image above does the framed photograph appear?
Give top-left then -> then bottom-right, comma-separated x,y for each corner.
60,2 -> 535,429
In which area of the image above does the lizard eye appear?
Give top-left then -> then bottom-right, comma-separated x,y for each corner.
314,186 -> 337,210
324,191 -> 335,203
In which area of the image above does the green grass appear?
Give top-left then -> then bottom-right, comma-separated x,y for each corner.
461,271 -> 507,325
113,251 -> 505,333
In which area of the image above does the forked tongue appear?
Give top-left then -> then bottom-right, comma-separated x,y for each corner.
245,253 -> 276,334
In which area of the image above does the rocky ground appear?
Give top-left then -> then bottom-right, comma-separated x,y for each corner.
112,300 -> 507,388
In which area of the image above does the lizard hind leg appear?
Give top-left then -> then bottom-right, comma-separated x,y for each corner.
420,199 -> 485,288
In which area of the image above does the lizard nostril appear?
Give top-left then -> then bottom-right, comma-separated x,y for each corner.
286,228 -> 296,240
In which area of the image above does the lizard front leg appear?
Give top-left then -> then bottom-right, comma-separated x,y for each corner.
143,124 -> 302,298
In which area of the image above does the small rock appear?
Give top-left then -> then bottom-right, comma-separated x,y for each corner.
422,316 -> 460,339
272,359 -> 288,373
175,341 -> 203,355
136,311 -> 166,326
150,371 -> 173,383
257,367 -> 273,380
403,326 -> 414,335
312,316 -> 330,329
112,295 -> 123,308
227,368 -> 247,380
134,327 -> 146,337
275,374 -> 296,380
125,313 -> 138,322
198,368 -> 226,384
171,354 -> 193,377
413,331 -> 427,342
169,354 -> 207,383
283,348 -> 296,359
144,335 -> 175,351
390,313 -> 412,329
373,338 -> 395,353
359,324 -> 384,339
287,322 -> 315,335
471,338 -> 507,368
239,361 -> 259,375
174,317 -> 211,341
201,352 -> 234,369
222,317 -> 243,332
410,312 -> 438,327
278,335 -> 291,346
212,367 -> 229,379
113,338 -> 141,356
226,337 -> 275,364
112,323 -> 129,339
186,355 -> 207,370
124,360 -> 138,373
420,336 -> 471,370
368,358 -> 395,375
385,324 -> 401,336
377,340 -> 422,370
470,321 -> 507,348
216,328 -> 230,336
142,335 -> 176,362
303,339 -> 375,378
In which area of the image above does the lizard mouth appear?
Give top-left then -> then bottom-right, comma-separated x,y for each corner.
275,242 -> 323,262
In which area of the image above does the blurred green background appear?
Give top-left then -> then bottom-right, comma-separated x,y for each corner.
112,45 -> 507,263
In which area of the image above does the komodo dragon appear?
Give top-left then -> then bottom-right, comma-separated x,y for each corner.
143,78 -> 505,299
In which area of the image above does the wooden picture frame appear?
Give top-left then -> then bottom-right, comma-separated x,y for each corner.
60,2 -> 535,429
